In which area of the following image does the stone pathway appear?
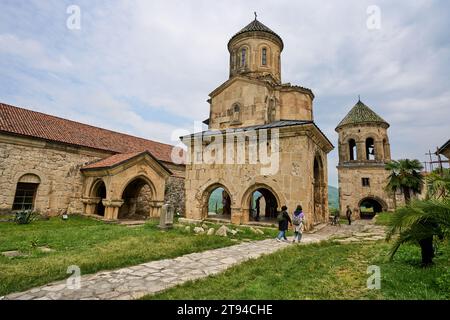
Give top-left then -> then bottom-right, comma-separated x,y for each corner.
2,220 -> 386,300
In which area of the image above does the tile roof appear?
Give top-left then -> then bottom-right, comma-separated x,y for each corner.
438,139 -> 450,154
181,120 -> 334,148
0,102 -> 182,164
81,151 -> 172,175
229,18 -> 283,48
82,152 -> 142,170
336,100 -> 389,129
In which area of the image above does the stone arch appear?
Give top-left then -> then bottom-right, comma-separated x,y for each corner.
199,182 -> 233,220
231,102 -> 241,123
238,44 -> 250,68
257,43 -> 272,67
347,138 -> 357,161
240,181 -> 285,224
89,179 -> 107,216
365,137 -> 376,160
358,196 -> 388,219
117,175 -> 157,220
313,153 -> 326,224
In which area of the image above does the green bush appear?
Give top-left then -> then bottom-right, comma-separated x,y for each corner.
14,210 -> 38,225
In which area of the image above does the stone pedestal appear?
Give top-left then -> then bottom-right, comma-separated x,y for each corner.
102,199 -> 124,220
159,204 -> 174,230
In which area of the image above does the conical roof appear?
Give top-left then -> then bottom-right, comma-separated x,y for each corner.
229,18 -> 283,49
336,100 -> 389,129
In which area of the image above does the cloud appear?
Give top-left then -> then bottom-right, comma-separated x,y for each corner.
0,0 -> 449,188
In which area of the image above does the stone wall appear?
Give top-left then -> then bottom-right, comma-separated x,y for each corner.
164,176 -> 185,215
0,135 -> 103,215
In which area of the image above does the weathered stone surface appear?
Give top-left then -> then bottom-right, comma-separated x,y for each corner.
216,225 -> 228,237
193,227 -> 204,234
207,228 -> 215,236
2,250 -> 27,258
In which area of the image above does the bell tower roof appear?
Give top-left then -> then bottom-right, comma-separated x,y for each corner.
228,17 -> 284,51
336,99 -> 389,130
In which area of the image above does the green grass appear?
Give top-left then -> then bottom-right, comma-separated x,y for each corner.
145,240 -> 450,300
374,212 -> 393,226
0,216 -> 274,296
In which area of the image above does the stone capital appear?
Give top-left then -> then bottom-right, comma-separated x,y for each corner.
81,197 -> 101,205
102,199 -> 124,208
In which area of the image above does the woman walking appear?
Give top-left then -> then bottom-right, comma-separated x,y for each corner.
276,205 -> 292,242
292,205 -> 305,243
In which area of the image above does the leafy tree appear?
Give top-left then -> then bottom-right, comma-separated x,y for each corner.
386,199 -> 450,266
385,159 -> 424,204
426,168 -> 450,200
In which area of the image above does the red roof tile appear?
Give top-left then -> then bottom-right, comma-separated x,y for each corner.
0,102 -> 184,164
81,151 -> 172,175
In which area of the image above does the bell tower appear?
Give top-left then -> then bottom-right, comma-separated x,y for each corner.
336,99 -> 394,218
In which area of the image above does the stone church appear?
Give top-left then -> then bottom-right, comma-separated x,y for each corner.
0,103 -> 185,220
336,99 -> 402,217
182,18 -> 334,229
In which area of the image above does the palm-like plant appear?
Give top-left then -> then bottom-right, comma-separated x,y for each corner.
385,159 -> 424,204
386,199 -> 450,266
426,168 -> 450,200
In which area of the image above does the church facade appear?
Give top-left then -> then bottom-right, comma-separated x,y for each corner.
0,103 -> 185,220
182,18 -> 333,229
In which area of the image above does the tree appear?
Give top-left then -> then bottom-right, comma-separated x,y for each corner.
385,159 -> 424,204
386,199 -> 450,266
426,168 -> 450,200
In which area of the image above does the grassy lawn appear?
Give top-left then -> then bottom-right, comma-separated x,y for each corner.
0,216 -> 275,296
145,240 -> 450,300
374,212 -> 393,226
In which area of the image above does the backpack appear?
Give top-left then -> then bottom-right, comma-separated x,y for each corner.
292,213 -> 303,226
277,212 -> 285,222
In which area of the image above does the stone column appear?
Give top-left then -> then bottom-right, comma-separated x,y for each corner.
356,140 -> 365,161
102,199 -> 124,220
374,140 -> 384,161
231,207 -> 243,225
81,197 -> 101,215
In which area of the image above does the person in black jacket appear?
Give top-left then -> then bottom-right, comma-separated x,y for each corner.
276,205 -> 292,242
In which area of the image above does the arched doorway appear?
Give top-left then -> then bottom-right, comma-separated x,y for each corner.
359,197 -> 386,219
119,176 -> 154,220
206,185 -> 231,220
91,180 -> 106,216
249,188 -> 278,222
313,155 -> 326,224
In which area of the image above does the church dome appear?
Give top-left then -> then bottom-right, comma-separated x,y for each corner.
228,17 -> 284,51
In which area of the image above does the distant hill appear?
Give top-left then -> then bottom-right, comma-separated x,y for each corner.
208,186 -> 340,212
328,185 -> 339,209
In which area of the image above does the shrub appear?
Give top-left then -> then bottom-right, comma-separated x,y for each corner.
14,210 -> 38,225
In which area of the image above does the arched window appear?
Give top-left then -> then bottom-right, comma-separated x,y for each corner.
366,138 -> 375,160
349,139 -> 357,161
241,48 -> 247,67
12,174 -> 41,210
262,48 -> 267,66
232,104 -> 241,123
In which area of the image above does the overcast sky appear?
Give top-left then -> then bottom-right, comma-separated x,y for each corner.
1,0 -> 449,187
